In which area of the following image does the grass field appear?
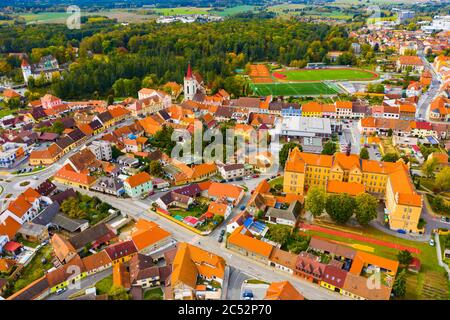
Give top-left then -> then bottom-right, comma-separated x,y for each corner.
277,68 -> 378,81
211,5 -> 258,16
152,7 -> 210,16
250,82 -> 339,96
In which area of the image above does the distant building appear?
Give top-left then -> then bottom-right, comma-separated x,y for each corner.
397,10 -> 415,24
21,55 -> 60,85
88,141 -> 112,161
421,16 -> 450,32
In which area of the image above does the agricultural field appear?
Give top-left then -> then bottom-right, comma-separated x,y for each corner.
211,5 -> 258,16
151,7 -> 210,16
250,82 -> 340,96
275,68 -> 378,82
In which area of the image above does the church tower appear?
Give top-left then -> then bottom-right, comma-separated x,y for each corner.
183,63 -> 197,101
21,59 -> 32,85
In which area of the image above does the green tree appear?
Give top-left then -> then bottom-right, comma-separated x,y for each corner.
279,142 -> 302,169
267,226 -> 291,246
213,215 -> 224,225
434,166 -> 450,192
108,286 -> 131,300
326,193 -> 356,224
305,186 -> 327,218
381,153 -> 399,163
397,250 -> 413,266
111,145 -> 124,159
149,160 -> 163,177
421,157 -> 438,178
355,193 -> 378,226
359,147 -> 369,160
392,269 -> 407,297
321,140 -> 337,155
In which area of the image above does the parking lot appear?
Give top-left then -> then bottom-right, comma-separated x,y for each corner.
240,282 -> 270,300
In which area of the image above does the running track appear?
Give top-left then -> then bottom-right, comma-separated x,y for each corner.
300,223 -> 420,254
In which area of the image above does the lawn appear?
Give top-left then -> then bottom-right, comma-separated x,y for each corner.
10,245 -> 53,295
95,275 -> 113,295
277,68 -> 378,81
250,82 -> 339,96
169,205 -> 207,219
144,287 -> 164,300
211,5 -> 258,16
268,176 -> 283,186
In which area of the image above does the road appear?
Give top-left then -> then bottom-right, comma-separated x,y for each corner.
416,53 -> 441,120
46,268 -> 112,300
52,181 -> 348,300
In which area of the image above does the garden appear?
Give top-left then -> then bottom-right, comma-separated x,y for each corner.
60,192 -> 114,225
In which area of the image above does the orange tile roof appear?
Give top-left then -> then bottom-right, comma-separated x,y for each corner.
113,263 -> 131,289
207,182 -> 243,200
131,219 -> 171,251
108,106 -> 130,119
22,187 -> 41,202
349,251 -> 399,276
302,101 -> 322,113
335,101 -> 353,109
54,164 -> 97,186
227,225 -> 273,257
399,55 -> 423,66
78,124 -> 94,136
264,281 -> 304,300
0,216 -> 21,240
430,152 -> 448,165
30,143 -> 62,160
327,181 -> 365,196
81,251 -> 111,271
171,242 -> 225,290
192,163 -> 217,179
207,202 -> 228,216
125,171 -> 152,188
3,89 -> 20,99
360,117 -> 377,128
333,153 -> 361,170
399,104 -> 416,113
388,165 -> 422,207
285,147 -> 306,173
7,196 -> 32,218
50,234 -> 76,263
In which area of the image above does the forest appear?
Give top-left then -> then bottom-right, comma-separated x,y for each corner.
0,17 -> 357,99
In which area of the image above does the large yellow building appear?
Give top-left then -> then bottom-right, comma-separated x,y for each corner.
283,148 -> 422,233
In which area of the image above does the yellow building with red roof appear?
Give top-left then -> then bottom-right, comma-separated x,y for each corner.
283,148 -> 423,232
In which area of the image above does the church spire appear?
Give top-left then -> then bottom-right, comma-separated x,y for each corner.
186,62 -> 193,79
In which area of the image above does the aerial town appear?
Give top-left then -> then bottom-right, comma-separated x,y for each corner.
0,0 -> 449,304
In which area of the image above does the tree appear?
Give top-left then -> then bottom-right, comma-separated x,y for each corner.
392,269 -> 407,297
149,160 -> 163,177
381,153 -> 399,163
359,147 -> 369,160
279,142 -> 302,169
321,140 -> 337,155
267,226 -> 291,246
355,193 -> 378,226
213,215 -> 224,225
305,186 -> 327,218
387,128 -> 393,137
111,145 -> 124,159
421,157 -> 438,178
107,95 -> 114,106
434,166 -> 450,191
326,193 -> 356,224
397,250 -> 413,266
108,286 -> 131,300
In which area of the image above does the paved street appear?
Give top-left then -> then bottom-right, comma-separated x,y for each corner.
416,53 -> 441,120
46,268 -> 112,300
226,267 -> 252,300
53,181 -> 348,300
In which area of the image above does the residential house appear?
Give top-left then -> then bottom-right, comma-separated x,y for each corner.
124,172 -> 153,198
264,281 -> 304,300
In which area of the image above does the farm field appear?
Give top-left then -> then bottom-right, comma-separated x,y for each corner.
276,68 -> 378,81
211,5 -> 258,16
250,82 -> 340,96
152,7 -> 210,16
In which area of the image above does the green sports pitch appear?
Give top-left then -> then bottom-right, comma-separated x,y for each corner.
250,82 -> 340,96
276,68 -> 377,81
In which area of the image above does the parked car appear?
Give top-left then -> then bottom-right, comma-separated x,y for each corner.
55,287 -> 67,295
240,205 -> 246,211
441,216 -> 446,222
429,239 -> 435,246
252,174 -> 259,178
220,229 -> 226,236
218,235 -> 223,243
242,290 -> 254,300
32,176 -> 39,180
235,177 -> 243,181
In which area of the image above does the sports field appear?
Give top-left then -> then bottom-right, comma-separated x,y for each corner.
275,68 -> 378,81
250,82 -> 340,96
